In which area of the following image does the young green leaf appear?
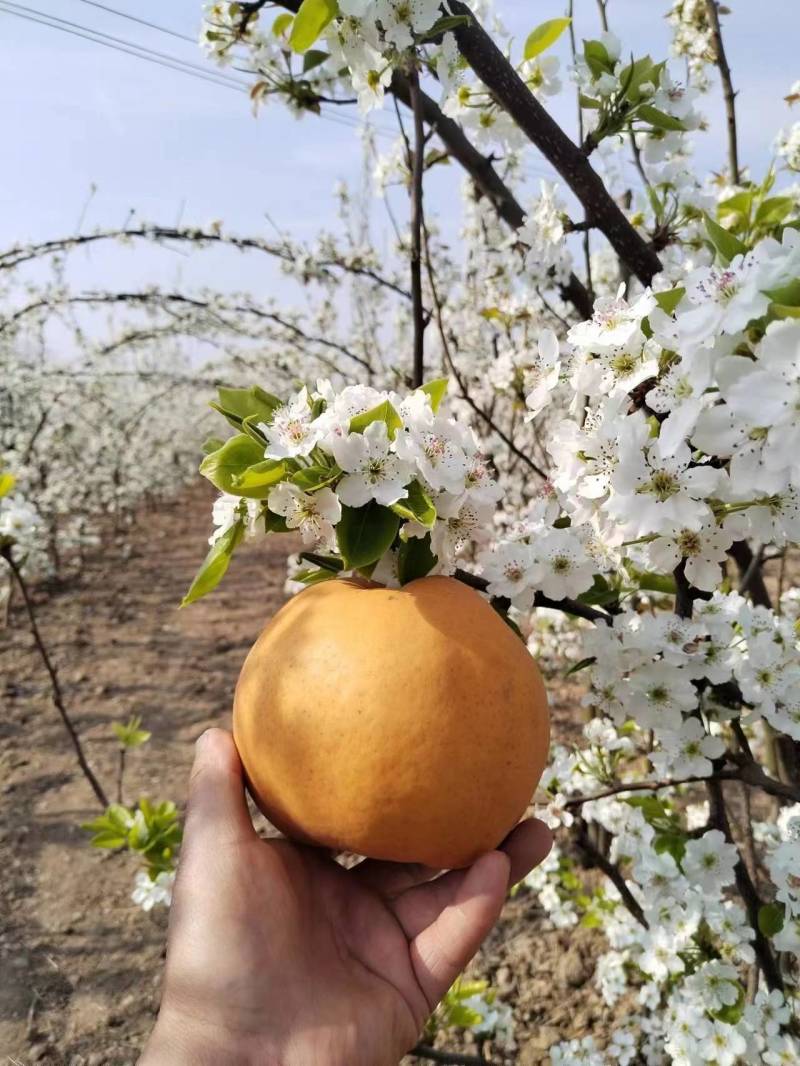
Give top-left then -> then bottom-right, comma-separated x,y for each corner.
233,459 -> 287,492
337,501 -> 400,569
272,11 -> 293,37
523,17 -> 571,60
758,902 -> 785,937
397,533 -> 437,585
214,385 -> 281,426
290,464 -> 341,491
181,519 -> 244,606
0,472 -> 16,498
704,213 -> 747,265
289,0 -> 338,53
200,435 -> 269,497
112,715 -> 151,749
637,104 -> 687,132
303,48 -> 330,72
420,377 -> 449,412
349,399 -> 403,439
391,480 -> 436,528
653,286 -> 686,315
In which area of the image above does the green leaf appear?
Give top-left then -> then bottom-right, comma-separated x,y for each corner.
290,464 -> 341,491
181,520 -> 244,606
350,399 -> 402,439
213,385 -> 281,427
416,13 -> 470,41
758,902 -> 785,937
619,55 -> 657,103
112,716 -> 151,749
637,570 -> 677,595
712,981 -> 745,1025
233,459 -> 287,492
420,377 -> 448,412
637,104 -> 686,132
294,567 -> 338,585
201,436 -> 226,455
272,11 -> 293,37
337,502 -> 400,570
391,480 -> 436,528
718,189 -> 753,222
704,213 -> 747,265
755,195 -> 795,228
565,656 -> 596,677
764,278 -> 800,307
579,92 -> 601,109
289,0 -> 337,53
0,472 -> 15,498
263,509 -> 289,534
653,286 -> 685,315
524,17 -> 571,60
200,434 -> 269,498
298,551 -> 344,572
582,39 -> 612,79
302,48 -> 329,72
654,831 -> 687,865
397,534 -> 437,585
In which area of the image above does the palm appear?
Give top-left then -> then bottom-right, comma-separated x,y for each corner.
154,730 -> 551,1066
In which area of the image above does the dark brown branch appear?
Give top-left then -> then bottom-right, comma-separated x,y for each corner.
3,548 -> 109,809
577,822 -> 648,928
728,540 -> 771,608
705,0 -> 740,185
407,69 -> 426,387
706,777 -> 782,991
389,72 -> 593,319
452,568 -> 612,625
448,2 -> 663,285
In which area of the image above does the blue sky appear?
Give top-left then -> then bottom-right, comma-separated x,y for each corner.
1,0 -> 798,306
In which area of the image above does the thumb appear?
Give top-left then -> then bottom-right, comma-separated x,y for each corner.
409,850 -> 510,1011
182,728 -> 256,859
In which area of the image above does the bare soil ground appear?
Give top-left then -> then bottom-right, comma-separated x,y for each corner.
1,485 -> 623,1066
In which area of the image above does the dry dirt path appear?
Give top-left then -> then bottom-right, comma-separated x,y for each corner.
1,486 -> 616,1065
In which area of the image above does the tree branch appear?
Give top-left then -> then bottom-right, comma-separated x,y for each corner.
706,776 -> 782,991
452,568 -> 612,624
406,68 -> 427,387
3,548 -> 109,809
448,2 -> 663,285
705,0 -> 740,185
577,821 -> 649,928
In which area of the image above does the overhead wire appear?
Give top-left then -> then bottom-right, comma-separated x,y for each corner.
1,0 -> 397,136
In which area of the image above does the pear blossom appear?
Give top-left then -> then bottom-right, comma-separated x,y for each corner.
262,386 -> 323,460
333,421 -> 414,507
267,483 -> 341,547
683,830 -> 737,893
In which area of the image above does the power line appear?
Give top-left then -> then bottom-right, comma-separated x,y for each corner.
69,0 -> 196,43
2,0 -> 397,137
0,0 -> 248,88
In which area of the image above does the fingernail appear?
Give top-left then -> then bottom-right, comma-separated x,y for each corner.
195,728 -> 213,750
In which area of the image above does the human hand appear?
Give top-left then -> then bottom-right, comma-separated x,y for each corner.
140,728 -> 552,1066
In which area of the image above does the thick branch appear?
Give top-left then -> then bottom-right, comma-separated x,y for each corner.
448,2 -> 663,285
705,0 -> 740,185
3,549 -> 109,809
390,73 -> 593,319
706,777 -> 782,991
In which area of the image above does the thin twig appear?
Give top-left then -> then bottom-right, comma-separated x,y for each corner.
3,549 -> 109,808
577,822 -> 649,929
420,219 -> 548,479
407,67 -> 427,388
705,0 -> 740,184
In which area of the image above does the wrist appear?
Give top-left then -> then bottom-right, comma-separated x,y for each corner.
139,1012 -> 282,1066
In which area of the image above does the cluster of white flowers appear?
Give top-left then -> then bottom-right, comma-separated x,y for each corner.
203,378 -> 503,590
131,869 -> 176,912
667,0 -> 718,89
